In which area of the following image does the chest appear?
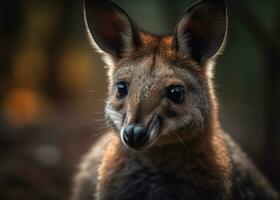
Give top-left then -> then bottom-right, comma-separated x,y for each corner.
96,164 -> 227,200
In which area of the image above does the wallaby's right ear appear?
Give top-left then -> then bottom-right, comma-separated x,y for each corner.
84,0 -> 141,60
173,0 -> 227,64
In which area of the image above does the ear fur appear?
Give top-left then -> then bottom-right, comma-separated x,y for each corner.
173,0 -> 227,64
84,0 -> 141,60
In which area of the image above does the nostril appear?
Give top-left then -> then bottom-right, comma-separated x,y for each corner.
133,125 -> 148,142
123,125 -> 135,145
123,124 -> 148,148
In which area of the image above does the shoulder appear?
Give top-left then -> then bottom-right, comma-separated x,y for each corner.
222,133 -> 279,199
71,132 -> 115,200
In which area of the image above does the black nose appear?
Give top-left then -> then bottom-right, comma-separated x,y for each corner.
123,124 -> 149,148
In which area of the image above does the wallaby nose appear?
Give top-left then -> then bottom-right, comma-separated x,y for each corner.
123,124 -> 149,148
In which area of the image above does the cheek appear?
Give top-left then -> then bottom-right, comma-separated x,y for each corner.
160,97 -> 193,118
106,98 -> 126,130
158,96 -> 196,133
109,96 -> 126,113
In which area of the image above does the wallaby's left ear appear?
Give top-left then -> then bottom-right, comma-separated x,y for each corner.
173,0 -> 227,63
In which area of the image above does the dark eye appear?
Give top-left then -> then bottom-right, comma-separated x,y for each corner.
116,81 -> 128,99
166,85 -> 185,104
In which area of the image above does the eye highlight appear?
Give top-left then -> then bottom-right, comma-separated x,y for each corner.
166,85 -> 185,104
116,81 -> 128,99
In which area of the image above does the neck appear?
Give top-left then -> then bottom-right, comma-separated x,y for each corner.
99,120 -> 231,196
134,125 -> 228,173
103,125 -> 231,194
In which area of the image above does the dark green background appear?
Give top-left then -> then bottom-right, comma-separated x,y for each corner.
0,0 -> 279,199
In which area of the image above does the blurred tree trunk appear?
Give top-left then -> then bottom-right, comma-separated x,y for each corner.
0,1 -> 23,99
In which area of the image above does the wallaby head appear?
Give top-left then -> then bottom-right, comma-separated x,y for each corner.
85,0 -> 227,150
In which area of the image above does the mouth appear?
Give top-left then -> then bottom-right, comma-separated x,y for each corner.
120,114 -> 160,151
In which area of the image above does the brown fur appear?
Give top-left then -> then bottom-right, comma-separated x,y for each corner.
96,132 -> 232,197
71,1 -> 279,199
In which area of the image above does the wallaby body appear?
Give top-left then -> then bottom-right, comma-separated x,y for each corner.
72,133 -> 277,200
71,0 -> 279,199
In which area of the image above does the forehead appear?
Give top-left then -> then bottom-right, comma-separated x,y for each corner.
115,57 -> 183,85
113,34 -> 199,85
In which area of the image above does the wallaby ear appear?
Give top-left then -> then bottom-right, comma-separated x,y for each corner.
173,0 -> 227,63
84,0 -> 141,59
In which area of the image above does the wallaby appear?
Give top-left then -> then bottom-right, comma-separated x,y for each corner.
71,0 -> 279,199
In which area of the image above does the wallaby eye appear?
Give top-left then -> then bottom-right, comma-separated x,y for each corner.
166,85 -> 185,104
116,81 -> 128,99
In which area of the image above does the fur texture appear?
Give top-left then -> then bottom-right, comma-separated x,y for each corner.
71,0 -> 279,199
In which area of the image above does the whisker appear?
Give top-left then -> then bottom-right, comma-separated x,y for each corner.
91,112 -> 105,116
79,120 -> 105,127
97,126 -> 109,132
104,137 -> 115,147
81,116 -> 106,122
171,132 -> 190,153
91,118 -> 106,123
89,127 -> 110,138
80,89 -> 96,93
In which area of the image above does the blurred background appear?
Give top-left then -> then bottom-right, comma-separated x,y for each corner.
0,0 -> 279,199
